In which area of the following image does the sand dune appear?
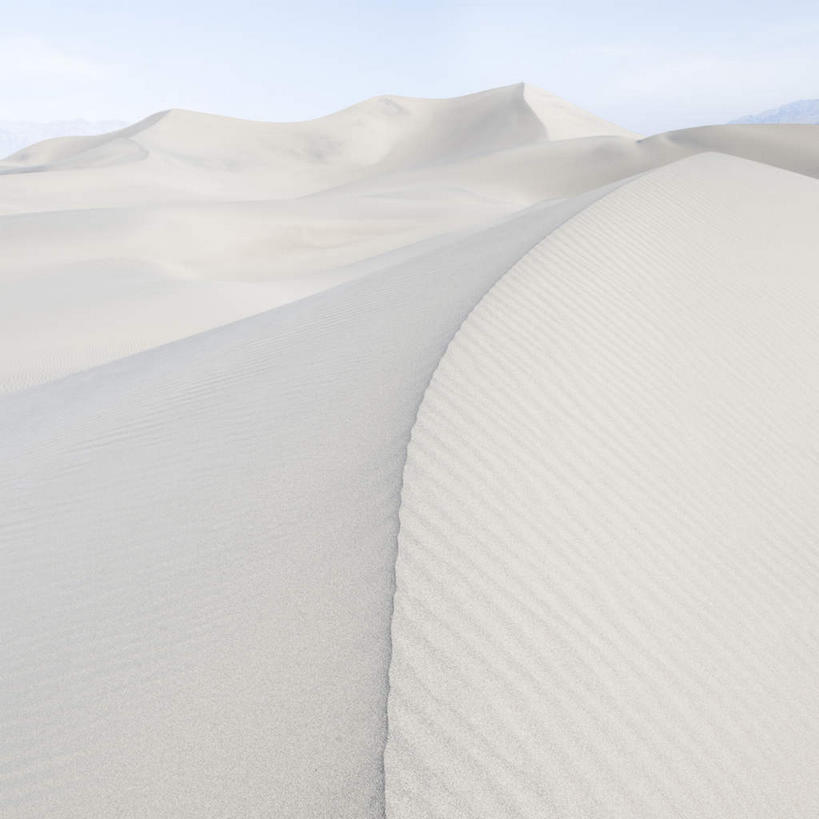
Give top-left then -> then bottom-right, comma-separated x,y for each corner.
1,84 -> 634,177
386,153 -> 819,817
2,86 -> 819,392
2,85 -> 819,817
0,185 -> 619,817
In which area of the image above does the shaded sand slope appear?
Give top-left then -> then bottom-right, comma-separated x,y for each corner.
386,153 -> 819,818
0,186 -> 617,818
0,196 -> 513,394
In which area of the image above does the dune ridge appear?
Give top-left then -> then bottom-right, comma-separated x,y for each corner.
0,180 -> 626,817
2,83 -> 819,818
2,84 -> 635,173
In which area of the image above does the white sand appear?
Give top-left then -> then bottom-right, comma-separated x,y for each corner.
2,85 -> 819,392
386,153 -> 819,817
0,83 -> 630,391
0,184 -> 618,817
1,85 -> 819,817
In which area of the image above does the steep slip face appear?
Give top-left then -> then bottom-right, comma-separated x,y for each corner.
386,153 -> 819,817
0,186 -> 618,818
521,84 -> 640,141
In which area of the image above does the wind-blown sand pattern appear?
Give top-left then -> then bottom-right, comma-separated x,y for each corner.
386,153 -> 819,817
1,85 -> 819,817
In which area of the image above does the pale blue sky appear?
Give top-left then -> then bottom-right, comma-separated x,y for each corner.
2,0 -> 818,133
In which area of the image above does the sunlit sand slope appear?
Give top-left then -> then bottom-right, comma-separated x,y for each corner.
386,153 -> 819,818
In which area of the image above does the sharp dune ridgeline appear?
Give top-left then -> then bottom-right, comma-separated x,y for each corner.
1,84 -> 819,818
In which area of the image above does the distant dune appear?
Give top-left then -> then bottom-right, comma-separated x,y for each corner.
2,85 -> 819,818
731,98 -> 819,124
1,85 -> 818,393
0,119 -> 127,159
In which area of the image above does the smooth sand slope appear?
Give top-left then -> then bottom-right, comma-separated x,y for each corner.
0,187 -> 618,818
386,153 -> 819,817
2,84 -> 819,818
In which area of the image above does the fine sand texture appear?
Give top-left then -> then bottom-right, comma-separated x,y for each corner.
386,153 -> 819,818
2,85 -> 819,818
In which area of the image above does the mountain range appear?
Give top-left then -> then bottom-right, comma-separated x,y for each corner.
731,98 -> 819,124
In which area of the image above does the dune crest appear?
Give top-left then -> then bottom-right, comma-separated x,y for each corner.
2,85 -> 819,818
2,83 -> 635,173
0,180 -> 625,818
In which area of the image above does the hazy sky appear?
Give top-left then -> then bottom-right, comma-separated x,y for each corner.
3,0 -> 818,133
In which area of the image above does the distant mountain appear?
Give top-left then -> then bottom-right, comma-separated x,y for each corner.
0,119 -> 126,158
730,99 -> 819,125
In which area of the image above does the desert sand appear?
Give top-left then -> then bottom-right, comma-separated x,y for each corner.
386,153 -> 819,818
1,85 -> 818,817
